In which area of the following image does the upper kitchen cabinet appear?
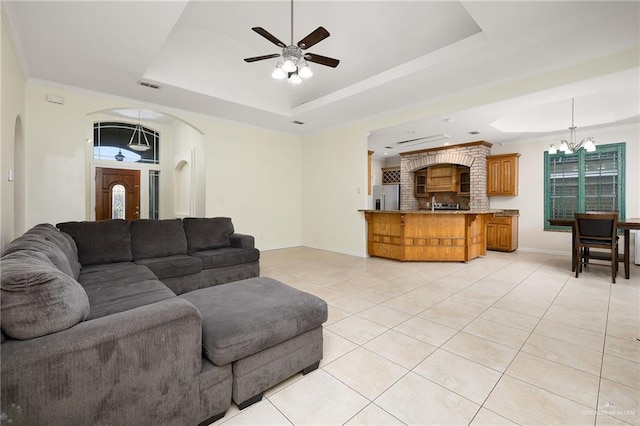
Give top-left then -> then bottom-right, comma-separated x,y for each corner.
486,153 -> 520,196
457,166 -> 470,195
414,169 -> 428,197
427,164 -> 458,192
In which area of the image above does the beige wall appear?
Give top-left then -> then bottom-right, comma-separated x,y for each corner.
21,82 -> 303,251
1,15 -> 26,250
301,125 -> 369,257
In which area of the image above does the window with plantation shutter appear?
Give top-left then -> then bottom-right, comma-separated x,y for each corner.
544,143 -> 625,230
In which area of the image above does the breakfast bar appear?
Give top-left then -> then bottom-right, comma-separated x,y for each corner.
360,210 -> 497,262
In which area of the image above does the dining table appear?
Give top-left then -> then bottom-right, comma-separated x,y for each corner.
549,218 -> 640,279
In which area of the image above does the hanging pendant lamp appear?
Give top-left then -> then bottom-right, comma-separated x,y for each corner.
128,110 -> 151,152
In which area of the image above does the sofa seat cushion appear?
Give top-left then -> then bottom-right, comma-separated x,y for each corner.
183,217 -> 234,252
134,255 -> 202,279
180,277 -> 327,366
131,219 -> 188,260
190,247 -> 260,270
57,220 -> 132,266
0,251 -> 90,340
79,263 -> 175,320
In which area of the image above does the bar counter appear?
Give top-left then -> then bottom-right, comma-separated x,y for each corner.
359,209 -> 500,262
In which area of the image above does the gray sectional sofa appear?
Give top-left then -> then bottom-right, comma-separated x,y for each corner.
0,219 -> 327,426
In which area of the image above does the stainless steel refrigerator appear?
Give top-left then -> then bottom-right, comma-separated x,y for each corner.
372,184 -> 400,210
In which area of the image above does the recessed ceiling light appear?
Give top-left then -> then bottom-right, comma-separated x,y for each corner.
407,131 -> 415,135
444,118 -> 453,123
383,152 -> 389,155
443,142 -> 450,146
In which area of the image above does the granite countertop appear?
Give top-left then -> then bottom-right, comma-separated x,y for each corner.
359,209 -> 504,215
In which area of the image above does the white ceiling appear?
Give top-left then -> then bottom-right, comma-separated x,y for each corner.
3,1 -> 639,157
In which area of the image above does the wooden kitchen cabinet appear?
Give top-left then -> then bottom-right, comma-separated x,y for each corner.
414,170 -> 428,197
457,167 -> 470,195
427,164 -> 457,192
486,215 -> 518,252
486,153 -> 520,196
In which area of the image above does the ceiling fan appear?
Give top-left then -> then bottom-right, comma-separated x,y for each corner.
243,0 -> 340,84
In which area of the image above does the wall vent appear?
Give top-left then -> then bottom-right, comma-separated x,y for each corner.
138,80 -> 160,89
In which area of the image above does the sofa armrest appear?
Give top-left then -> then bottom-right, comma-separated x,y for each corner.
229,233 -> 255,249
1,298 -> 203,426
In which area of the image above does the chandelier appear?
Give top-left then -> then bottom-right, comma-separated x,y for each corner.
128,110 -> 151,152
548,98 -> 595,154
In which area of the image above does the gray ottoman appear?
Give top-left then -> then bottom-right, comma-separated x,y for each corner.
181,277 -> 327,409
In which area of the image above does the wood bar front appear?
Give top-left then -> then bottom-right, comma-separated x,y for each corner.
363,211 -> 494,262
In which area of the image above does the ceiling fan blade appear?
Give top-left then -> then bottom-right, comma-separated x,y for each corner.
252,27 -> 286,48
297,26 -> 330,50
244,54 -> 281,63
305,53 -> 340,68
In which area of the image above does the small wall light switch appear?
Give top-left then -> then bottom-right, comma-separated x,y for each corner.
7,169 -> 14,182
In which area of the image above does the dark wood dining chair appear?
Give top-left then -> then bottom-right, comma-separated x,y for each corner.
574,212 -> 619,283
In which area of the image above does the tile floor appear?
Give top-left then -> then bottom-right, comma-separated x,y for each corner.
210,247 -> 640,426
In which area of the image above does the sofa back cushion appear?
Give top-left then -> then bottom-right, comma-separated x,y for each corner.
2,223 -> 82,279
130,219 -> 188,260
3,231 -> 74,279
183,217 -> 235,252
0,251 -> 90,340
57,220 -> 132,266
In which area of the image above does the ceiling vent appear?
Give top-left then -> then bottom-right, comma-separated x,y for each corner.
396,133 -> 450,147
138,80 -> 160,89
468,130 -> 480,135
292,120 -> 305,125
384,146 -> 394,150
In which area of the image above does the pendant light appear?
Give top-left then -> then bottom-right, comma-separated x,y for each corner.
128,110 -> 151,152
548,98 -> 596,154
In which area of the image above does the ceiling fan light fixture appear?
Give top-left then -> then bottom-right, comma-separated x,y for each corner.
288,72 -> 302,85
282,58 -> 297,73
271,64 -> 286,80
298,62 -> 313,78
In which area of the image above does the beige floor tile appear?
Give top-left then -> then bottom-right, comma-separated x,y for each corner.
309,286 -> 351,302
463,318 -> 531,349
344,403 -> 404,425
268,370 -> 369,426
320,329 -> 358,367
394,316 -> 458,346
606,318 -> 640,341
595,413 -> 633,425
597,379 -> 640,425
543,304 -> 608,335
325,304 -> 352,326
601,353 -> 640,390
264,373 -> 302,397
330,294 -> 377,314
382,293 -> 436,315
324,347 -> 408,400
220,400 -> 291,425
523,333 -> 603,375
375,372 -> 480,425
353,287 -> 397,304
604,334 -> 640,363
480,307 -> 541,332
326,316 -> 388,345
364,329 -> 436,369
420,298 -> 488,329
209,404 -> 240,426
414,349 -> 502,405
469,408 -> 518,425
484,375 -> 594,425
533,317 -> 605,351
506,351 -> 600,408
357,305 -> 412,328
441,332 -> 518,372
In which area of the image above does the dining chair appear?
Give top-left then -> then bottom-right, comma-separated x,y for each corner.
574,212 -> 619,283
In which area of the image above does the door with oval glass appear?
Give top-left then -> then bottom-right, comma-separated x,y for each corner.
95,167 -> 140,220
